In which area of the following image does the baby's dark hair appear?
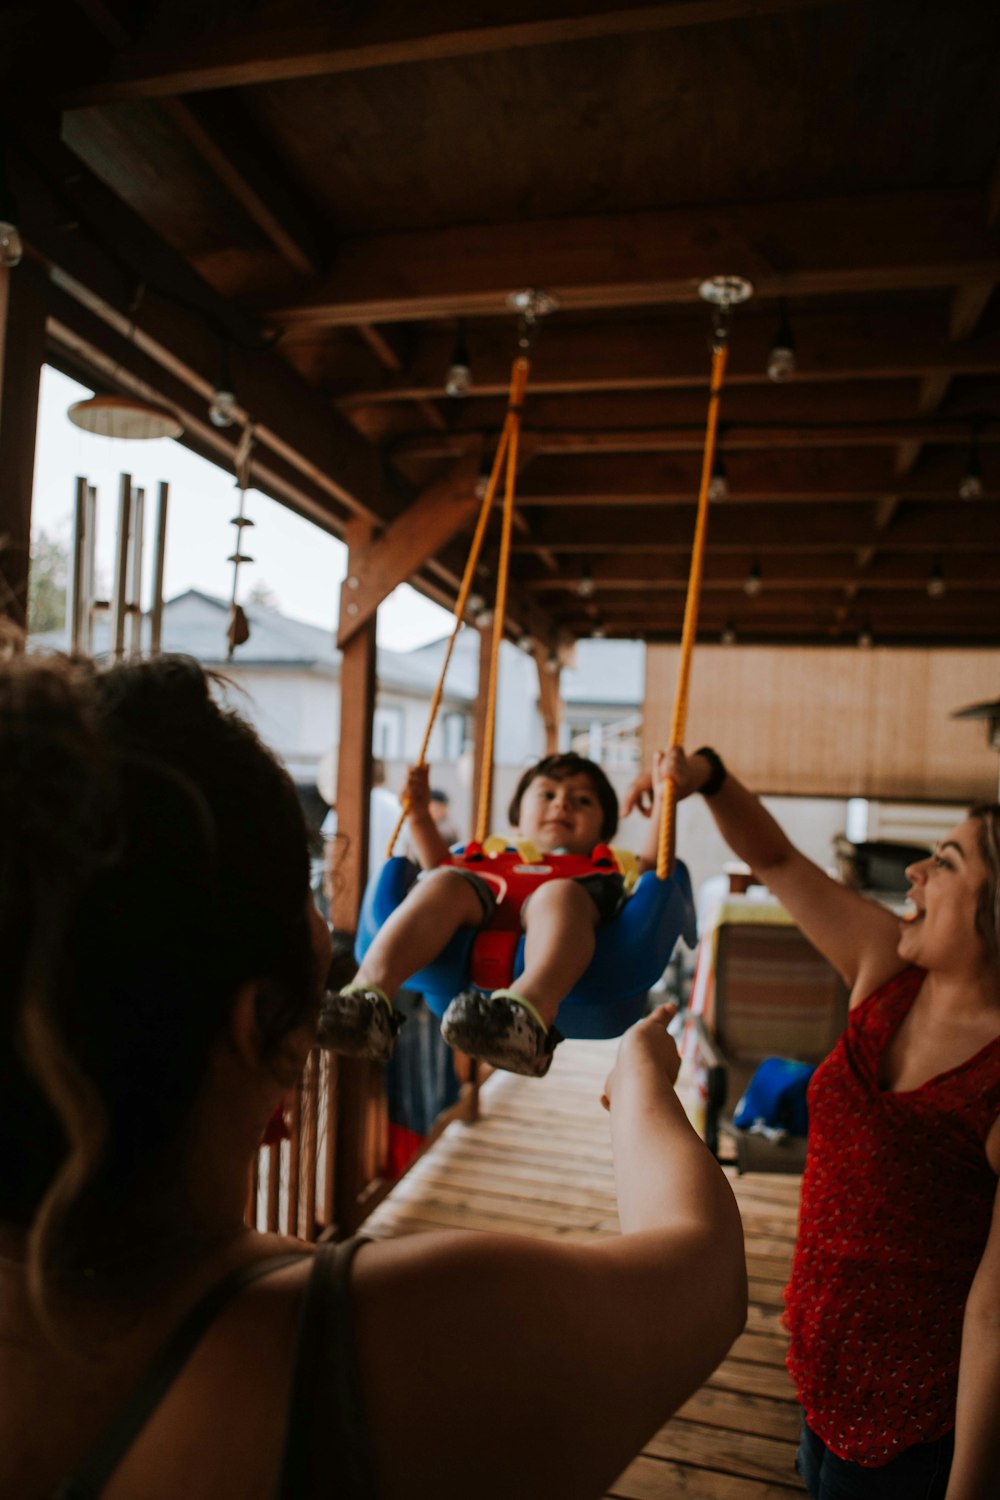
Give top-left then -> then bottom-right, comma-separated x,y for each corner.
507,752 -> 618,842
0,652 -> 314,1306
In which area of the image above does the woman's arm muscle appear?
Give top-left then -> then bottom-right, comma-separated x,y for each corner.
679,753 -> 904,999
945,1168 -> 1000,1500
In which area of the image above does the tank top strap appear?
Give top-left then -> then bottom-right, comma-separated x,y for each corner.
54,1252 -> 306,1499
276,1236 -> 376,1500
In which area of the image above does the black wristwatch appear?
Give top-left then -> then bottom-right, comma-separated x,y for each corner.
693,746 -> 727,799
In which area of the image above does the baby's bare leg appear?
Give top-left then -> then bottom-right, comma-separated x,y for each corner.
355,868 -> 484,999
513,879 -> 599,1028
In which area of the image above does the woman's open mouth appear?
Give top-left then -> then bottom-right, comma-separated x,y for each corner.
900,899 -> 923,925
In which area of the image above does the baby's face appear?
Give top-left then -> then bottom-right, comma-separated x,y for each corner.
515,773 -> 606,855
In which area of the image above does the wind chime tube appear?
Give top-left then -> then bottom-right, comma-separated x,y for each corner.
110,473 -> 133,662
68,476 -> 89,655
149,482 -> 169,656
475,354 -> 530,844
127,486 -> 145,658
83,486 -> 97,656
657,342 -> 729,880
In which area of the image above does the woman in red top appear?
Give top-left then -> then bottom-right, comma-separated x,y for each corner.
628,748 -> 1000,1500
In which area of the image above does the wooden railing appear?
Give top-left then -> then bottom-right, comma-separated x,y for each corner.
246,1046 -> 481,1240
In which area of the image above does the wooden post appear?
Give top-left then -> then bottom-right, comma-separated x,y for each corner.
331,517 -> 386,1234
331,518 -> 377,929
0,263 -> 47,630
534,645 -> 563,755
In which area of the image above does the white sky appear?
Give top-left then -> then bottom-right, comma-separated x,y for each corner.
30,365 -> 455,650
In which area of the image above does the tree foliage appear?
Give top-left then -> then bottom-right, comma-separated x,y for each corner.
28,529 -> 69,634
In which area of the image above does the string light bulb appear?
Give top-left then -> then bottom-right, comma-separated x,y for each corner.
0,147 -> 22,269
767,299 -> 796,382
576,563 -> 595,598
208,350 -> 238,428
445,320 -> 472,398
927,559 -> 946,599
708,450 -> 728,502
720,620 -> 737,646
857,624 -> 874,650
743,559 -> 762,596
959,428 -> 983,501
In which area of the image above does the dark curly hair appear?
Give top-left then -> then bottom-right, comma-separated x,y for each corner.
507,752 -> 619,843
969,803 -> 1000,967
0,653 -> 314,1307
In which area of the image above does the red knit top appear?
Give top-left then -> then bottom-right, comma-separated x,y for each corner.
783,965 -> 1000,1466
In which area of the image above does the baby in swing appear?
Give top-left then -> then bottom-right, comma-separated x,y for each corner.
322,751 -> 668,1077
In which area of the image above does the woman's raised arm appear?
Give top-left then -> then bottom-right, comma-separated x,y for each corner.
628,748 -> 905,1002
350,1005 -> 746,1500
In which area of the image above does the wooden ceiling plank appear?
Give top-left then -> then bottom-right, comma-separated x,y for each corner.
266,190 -> 1000,327
337,443 -> 484,648
158,95 -> 325,278
59,0 -> 848,105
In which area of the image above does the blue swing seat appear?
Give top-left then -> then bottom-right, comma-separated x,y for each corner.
355,850 -> 697,1041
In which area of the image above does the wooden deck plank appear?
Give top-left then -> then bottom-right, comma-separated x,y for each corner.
362,1038 -> 806,1497
608,1455 -> 803,1498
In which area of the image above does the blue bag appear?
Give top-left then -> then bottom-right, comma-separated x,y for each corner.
732,1057 -> 815,1137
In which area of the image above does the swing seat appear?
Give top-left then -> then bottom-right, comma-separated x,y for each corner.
355,847 -> 697,1041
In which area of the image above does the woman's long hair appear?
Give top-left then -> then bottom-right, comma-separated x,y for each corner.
0,653 -> 315,1322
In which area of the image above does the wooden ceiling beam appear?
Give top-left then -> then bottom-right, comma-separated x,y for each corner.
395,419 -> 1000,463
562,619 -> 1000,646
510,502 -> 1000,552
511,448 -> 986,502
67,0 -> 327,279
338,311 -> 1000,407
10,126 -> 388,526
266,190 -> 1000,327
158,95 -> 326,279
562,586 -> 1000,615
58,0 -> 848,105
519,553 -> 1000,590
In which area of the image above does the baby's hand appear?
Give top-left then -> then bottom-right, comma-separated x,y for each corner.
403,763 -> 431,818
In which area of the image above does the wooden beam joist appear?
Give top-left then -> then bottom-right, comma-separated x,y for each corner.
509,448 -> 989,504
268,190 -> 1000,328
509,502 -> 1000,552
519,552 -> 1000,591
338,309 -> 1000,408
159,95 -> 326,278
59,0 -> 846,105
395,419 -> 1000,464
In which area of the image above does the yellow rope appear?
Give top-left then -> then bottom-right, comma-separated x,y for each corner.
475,355 -> 529,841
657,341 -> 729,879
385,358 -> 523,858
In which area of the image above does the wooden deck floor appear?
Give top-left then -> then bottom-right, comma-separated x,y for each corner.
364,1038 -> 807,1498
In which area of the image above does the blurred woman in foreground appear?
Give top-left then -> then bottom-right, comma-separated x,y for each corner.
0,652 -> 745,1500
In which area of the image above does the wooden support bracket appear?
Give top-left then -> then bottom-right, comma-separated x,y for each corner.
337,441 -> 483,649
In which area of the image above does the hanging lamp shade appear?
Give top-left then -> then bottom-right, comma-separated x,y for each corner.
67,395 -> 183,441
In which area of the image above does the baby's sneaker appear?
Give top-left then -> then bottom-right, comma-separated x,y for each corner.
441,989 -> 562,1078
318,985 -> 402,1062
